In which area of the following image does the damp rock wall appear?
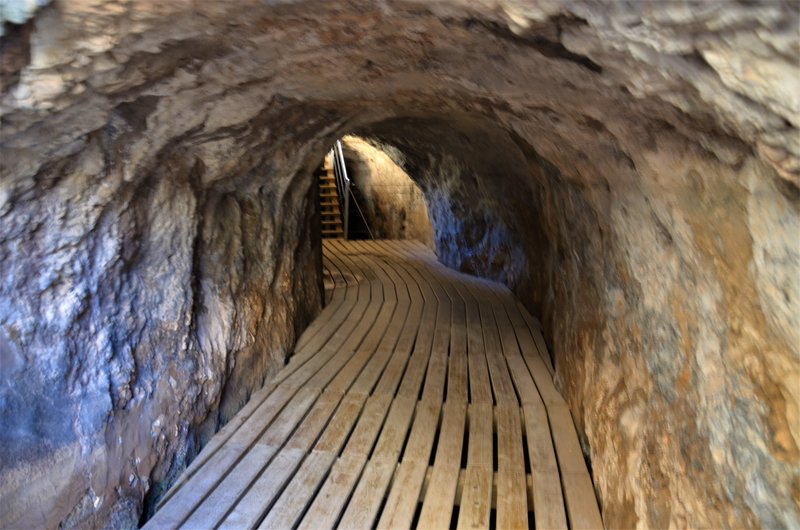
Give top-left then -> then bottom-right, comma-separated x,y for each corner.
1,1 -> 798,528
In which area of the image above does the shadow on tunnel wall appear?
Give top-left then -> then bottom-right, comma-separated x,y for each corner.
0,1 -> 798,528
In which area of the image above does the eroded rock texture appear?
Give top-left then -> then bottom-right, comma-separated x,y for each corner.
1,1 -> 798,528
341,135 -> 434,246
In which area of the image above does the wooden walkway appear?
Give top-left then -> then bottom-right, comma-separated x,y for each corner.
146,240 -> 603,529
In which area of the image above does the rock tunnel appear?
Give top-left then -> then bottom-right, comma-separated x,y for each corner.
1,1 -> 798,528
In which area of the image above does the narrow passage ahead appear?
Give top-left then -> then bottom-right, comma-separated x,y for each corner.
147,239 -> 602,529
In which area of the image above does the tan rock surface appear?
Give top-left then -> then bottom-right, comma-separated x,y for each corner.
0,1 -> 798,528
340,135 -> 434,246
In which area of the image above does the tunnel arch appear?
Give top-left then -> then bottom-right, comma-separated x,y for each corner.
1,1 -> 798,528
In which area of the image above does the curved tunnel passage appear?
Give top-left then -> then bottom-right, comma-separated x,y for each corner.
0,2 -> 798,528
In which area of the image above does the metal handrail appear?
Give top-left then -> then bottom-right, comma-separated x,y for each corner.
331,140 -> 373,240
331,141 -> 350,238
348,187 -> 375,239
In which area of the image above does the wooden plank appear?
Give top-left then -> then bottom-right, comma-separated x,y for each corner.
294,252 -> 370,358
457,403 -> 493,529
418,401 -> 467,529
227,380 -> 307,448
348,251 -> 411,395
218,391 -> 344,529
310,260 -> 383,356
256,391 -> 369,529
179,387 -> 316,528
509,297 -> 554,376
523,402 -> 567,529
296,255 -> 347,351
257,451 -> 337,530
548,402 -> 604,529
516,327 -> 565,408
492,295 -> 568,530
376,400 -> 442,529
179,385 -> 319,527
284,390 -> 343,451
182,444 -> 277,528
342,252 -> 395,357
369,396 -> 416,461
297,453 -> 367,530
288,249 -> 362,359
243,248 -> 372,421
326,251 -> 434,527
157,247 -> 369,508
155,381 -> 276,508
216,447 -> 306,530
336,278 -> 430,527
495,404 -> 528,530
335,249 -> 439,526
341,393 -> 393,456
310,392 -> 368,453
353,267 -> 415,392
490,298 -> 541,406
336,459 -> 396,529
150,382 -> 302,525
156,240 -> 602,530
372,259 -> 423,397
457,281 -> 492,404
478,293 -> 518,404
301,260 -> 383,393
428,273 -> 452,357
144,446 -> 243,529
456,465 -> 493,530
395,260 -> 438,401
444,278 -> 469,404
530,326 -> 556,376
257,386 -> 320,447
419,266 -> 451,405
466,403 -> 493,467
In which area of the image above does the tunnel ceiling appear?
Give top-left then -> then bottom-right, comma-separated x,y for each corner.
3,1 -> 798,190
1,1 -> 798,529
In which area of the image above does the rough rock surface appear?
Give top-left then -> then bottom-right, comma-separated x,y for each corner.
1,1 -> 798,528
340,135 -> 434,246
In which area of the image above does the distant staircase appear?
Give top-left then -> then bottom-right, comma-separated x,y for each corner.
318,153 -> 345,239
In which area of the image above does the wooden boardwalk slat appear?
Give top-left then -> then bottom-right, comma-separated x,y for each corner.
339,249 -> 451,530
460,280 -> 493,405
395,261 -> 438,402
218,392 -> 342,528
457,402 -> 493,529
478,293 -> 518,404
155,249 -> 367,512
549,402 -> 605,529
349,249 -> 412,395
148,240 -> 603,530
490,293 -> 569,530
258,451 -> 337,530
496,403 -> 528,530
418,401 -> 467,529
444,278 -> 469,404
298,247 -> 434,529
375,400 -> 441,529
181,386 -> 318,528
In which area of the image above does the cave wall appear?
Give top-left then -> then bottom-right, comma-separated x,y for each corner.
386,116 -> 800,528
0,53 -> 330,527
363,113 -> 799,529
1,1 -> 798,528
340,135 -> 434,246
519,130 -> 800,530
